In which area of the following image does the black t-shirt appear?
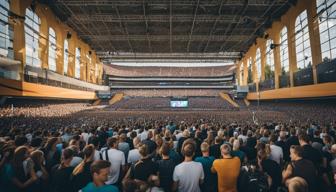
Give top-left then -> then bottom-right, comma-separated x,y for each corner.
275,140 -> 290,161
157,158 -> 175,192
291,159 -> 317,192
71,161 -> 93,192
301,144 -> 322,168
51,166 -> 74,192
286,136 -> 300,148
131,158 -> 158,181
210,144 -> 221,159
142,139 -> 157,155
261,159 -> 282,191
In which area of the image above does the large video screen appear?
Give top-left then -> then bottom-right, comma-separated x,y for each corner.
170,100 -> 188,108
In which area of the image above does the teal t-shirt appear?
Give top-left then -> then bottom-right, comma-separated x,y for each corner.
81,182 -> 119,192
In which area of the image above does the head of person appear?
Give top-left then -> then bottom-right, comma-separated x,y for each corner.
220,143 -> 232,157
257,149 -> 268,162
298,133 -> 310,146
13,146 -> 30,168
138,144 -> 149,158
160,143 -> 171,157
286,177 -> 308,192
182,141 -> 196,158
91,160 -> 111,184
290,145 -> 303,161
123,179 -> 139,192
44,137 -> 59,151
233,139 -> 240,151
107,137 -> 118,148
30,150 -> 45,167
200,142 -> 209,155
60,148 -> 74,168
88,136 -> 99,149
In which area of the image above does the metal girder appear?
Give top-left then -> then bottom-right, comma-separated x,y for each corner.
72,14 -> 262,23
203,0 -> 226,52
58,0 -> 286,7
169,0 -> 173,52
142,0 -> 152,52
186,0 -> 200,52
114,5 -> 134,53
86,35 -> 249,41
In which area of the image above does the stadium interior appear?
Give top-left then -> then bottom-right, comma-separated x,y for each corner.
0,0 -> 336,192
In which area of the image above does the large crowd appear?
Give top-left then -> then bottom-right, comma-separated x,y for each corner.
0,98 -> 336,192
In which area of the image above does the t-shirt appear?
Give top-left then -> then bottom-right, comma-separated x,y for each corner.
211,157 -> 241,192
302,144 -> 322,168
210,144 -> 221,159
291,159 -> 317,192
261,159 -> 282,192
131,158 -> 158,181
101,148 -> 125,185
231,150 -> 245,163
157,158 -> 176,192
269,144 -> 283,164
51,166 -> 74,192
71,161 -> 93,192
81,182 -> 119,192
173,161 -> 204,192
194,156 -> 216,191
127,149 -> 141,165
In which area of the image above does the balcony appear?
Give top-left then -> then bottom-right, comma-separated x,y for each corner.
293,67 -> 314,86
317,59 -> 336,83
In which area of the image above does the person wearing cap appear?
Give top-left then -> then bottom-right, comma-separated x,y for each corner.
211,143 -> 241,192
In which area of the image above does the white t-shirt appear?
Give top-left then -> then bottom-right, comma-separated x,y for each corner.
173,161 -> 204,192
127,149 -> 141,164
269,144 -> 283,164
94,150 -> 100,161
140,130 -> 148,141
101,148 -> 125,185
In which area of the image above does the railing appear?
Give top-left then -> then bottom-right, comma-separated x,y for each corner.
317,59 -> 336,83
279,74 -> 290,88
293,67 -> 314,86
259,78 -> 275,91
24,65 -> 109,92
248,83 -> 257,92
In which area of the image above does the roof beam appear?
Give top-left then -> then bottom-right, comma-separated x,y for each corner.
203,0 -> 226,52
86,35 -> 249,41
186,0 -> 200,52
73,14 -> 263,23
169,0 -> 173,52
142,0 -> 152,53
114,5 -> 134,53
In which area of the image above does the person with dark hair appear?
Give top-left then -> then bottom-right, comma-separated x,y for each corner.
81,160 -> 119,192
257,149 -> 282,192
211,143 -> 240,192
50,148 -> 74,192
14,136 -> 28,147
172,140 -> 204,192
298,132 -> 322,169
101,137 -> 125,185
282,145 -> 317,192
157,143 -> 175,192
42,137 -> 61,173
210,136 -> 223,159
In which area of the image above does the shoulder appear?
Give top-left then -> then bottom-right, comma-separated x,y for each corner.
103,185 -> 119,192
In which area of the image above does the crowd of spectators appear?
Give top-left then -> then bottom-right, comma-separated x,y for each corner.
0,98 -> 336,192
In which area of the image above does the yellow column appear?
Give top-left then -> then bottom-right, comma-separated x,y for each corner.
10,0 -> 32,80
307,0 -> 321,84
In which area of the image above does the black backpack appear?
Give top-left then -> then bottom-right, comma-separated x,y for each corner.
238,167 -> 270,192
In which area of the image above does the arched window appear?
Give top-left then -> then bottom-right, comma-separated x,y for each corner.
25,8 -> 40,67
265,39 -> 275,80
0,0 -> 13,58
317,0 -> 336,61
75,47 -> 81,79
280,26 -> 289,74
48,27 -> 57,71
240,62 -> 244,85
63,39 -> 69,75
256,48 -> 261,80
248,57 -> 253,83
295,10 -> 312,69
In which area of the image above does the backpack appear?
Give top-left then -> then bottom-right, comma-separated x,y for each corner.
238,167 -> 270,192
99,149 -> 109,161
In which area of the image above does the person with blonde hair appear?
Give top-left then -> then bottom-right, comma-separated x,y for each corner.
195,142 -> 216,192
286,177 -> 308,192
72,144 -> 95,191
